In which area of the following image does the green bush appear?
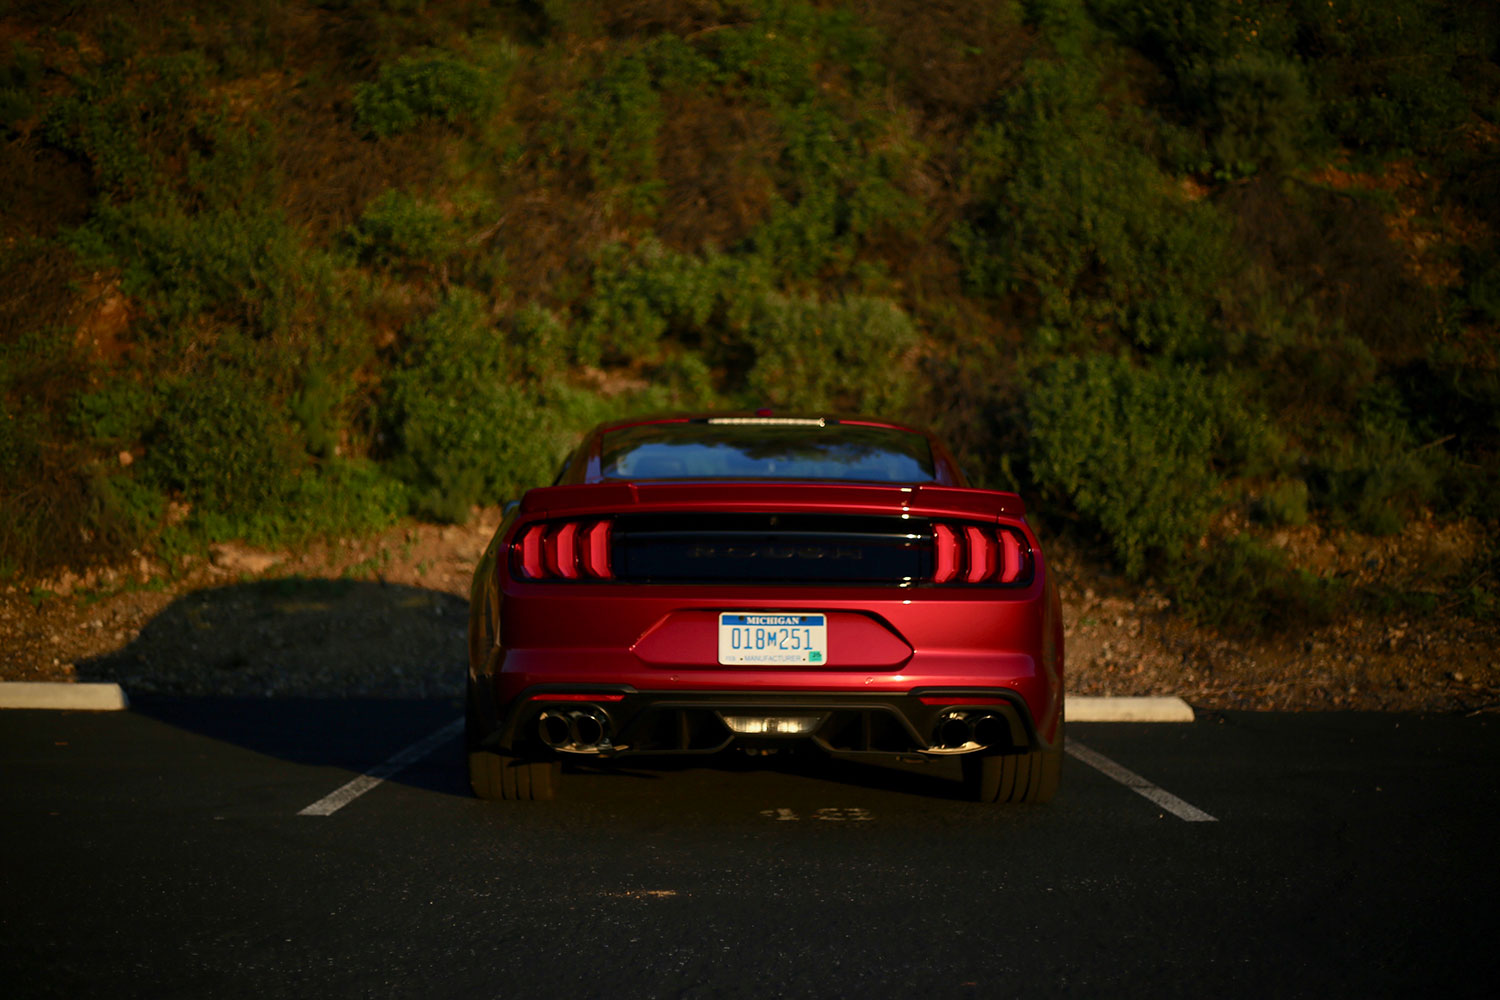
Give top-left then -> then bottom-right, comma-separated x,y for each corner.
575,240 -> 722,366
1305,382 -> 1444,536
382,290 -> 557,521
69,199 -> 328,341
353,52 -> 493,138
952,57 -> 1238,358
742,294 -> 918,415
190,459 -> 407,547
1025,354 -> 1237,577
1184,51 -> 1316,176
69,378 -> 158,446
42,52 -> 213,200
1168,534 -> 1336,631
345,189 -> 457,270
1253,479 -> 1311,528
0,40 -> 43,128
144,368 -> 304,516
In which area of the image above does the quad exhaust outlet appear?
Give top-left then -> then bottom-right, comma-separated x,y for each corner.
537,706 -> 613,754
929,710 -> 1009,754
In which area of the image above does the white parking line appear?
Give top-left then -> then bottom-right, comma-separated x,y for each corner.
298,718 -> 463,817
1066,742 -> 1218,822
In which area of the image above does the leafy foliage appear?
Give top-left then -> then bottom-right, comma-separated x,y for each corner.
353,52 -> 494,138
1026,354 -> 1242,577
1,0 -> 1495,633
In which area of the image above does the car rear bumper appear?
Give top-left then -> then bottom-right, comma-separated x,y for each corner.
474,581 -> 1064,759
479,685 -> 1056,761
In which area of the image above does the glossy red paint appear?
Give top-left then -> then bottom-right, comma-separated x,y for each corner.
466,414 -> 1064,794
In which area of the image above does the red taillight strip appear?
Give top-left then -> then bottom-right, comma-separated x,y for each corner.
932,524 -> 959,584
514,518 -> 615,581
517,524 -> 546,579
581,519 -> 612,578
963,526 -> 991,583
545,521 -> 580,578
930,522 -> 1031,585
998,529 -> 1022,584
918,696 -> 1011,706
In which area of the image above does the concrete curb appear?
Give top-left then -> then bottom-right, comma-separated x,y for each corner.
1068,696 -> 1195,723
0,682 -> 130,711
0,685 -> 1191,721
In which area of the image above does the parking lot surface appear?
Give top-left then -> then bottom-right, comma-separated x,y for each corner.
3,700 -> 1497,998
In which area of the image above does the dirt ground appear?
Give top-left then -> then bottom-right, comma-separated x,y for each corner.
2,507 -> 1496,712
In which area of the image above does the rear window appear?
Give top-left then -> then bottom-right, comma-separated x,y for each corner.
599,420 -> 936,483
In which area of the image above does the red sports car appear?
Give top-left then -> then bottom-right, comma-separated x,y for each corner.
466,414 -> 1064,802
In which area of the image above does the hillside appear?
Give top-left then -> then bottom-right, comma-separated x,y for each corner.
2,0 -> 1498,670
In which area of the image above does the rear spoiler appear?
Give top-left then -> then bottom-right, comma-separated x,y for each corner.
517,482 -> 1025,521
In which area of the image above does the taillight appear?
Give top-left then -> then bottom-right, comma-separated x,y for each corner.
929,522 -> 1032,586
512,518 -> 615,581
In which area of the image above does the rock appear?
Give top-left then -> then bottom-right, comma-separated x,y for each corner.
209,544 -> 281,575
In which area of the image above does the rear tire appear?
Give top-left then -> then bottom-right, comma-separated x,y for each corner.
469,751 -> 559,801
964,722 -> 1063,804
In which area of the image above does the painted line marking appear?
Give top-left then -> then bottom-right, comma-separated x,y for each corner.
1066,741 -> 1218,822
298,718 -> 463,817
759,807 -> 873,822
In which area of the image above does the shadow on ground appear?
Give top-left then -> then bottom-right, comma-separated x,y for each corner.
72,576 -> 969,802
73,577 -> 471,797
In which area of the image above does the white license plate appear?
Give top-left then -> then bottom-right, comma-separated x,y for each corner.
718,613 -> 827,665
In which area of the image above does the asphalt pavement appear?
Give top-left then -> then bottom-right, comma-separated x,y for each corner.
3,699 -> 1498,998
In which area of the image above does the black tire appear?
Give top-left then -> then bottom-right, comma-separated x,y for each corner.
963,722 -> 1063,804
469,751 -> 559,801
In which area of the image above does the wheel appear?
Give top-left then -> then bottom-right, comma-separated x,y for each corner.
469,750 -> 560,801
963,722 -> 1063,804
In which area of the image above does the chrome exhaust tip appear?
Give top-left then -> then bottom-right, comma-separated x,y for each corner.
971,714 -> 1007,748
568,708 -> 607,747
537,710 -> 572,748
935,711 -> 974,749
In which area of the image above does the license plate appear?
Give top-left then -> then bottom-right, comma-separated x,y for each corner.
718,613 -> 827,665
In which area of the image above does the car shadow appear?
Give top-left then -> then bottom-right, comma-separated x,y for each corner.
74,575 -> 973,804
75,576 -> 471,798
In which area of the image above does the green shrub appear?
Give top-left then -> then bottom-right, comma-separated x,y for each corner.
89,472 -> 167,544
70,199 -> 328,341
353,52 -> 493,138
42,52 -> 213,200
1184,51 -> 1316,176
1169,534 -> 1336,631
191,459 -> 407,547
68,378 -> 158,446
0,40 -> 43,128
345,189 -> 457,269
563,51 -> 664,212
1025,354 -> 1239,576
576,240 -> 722,366
1305,382 -> 1444,536
952,57 -> 1238,358
382,290 -> 557,521
144,368 -> 304,516
1253,479 -> 1311,527
742,294 -> 918,415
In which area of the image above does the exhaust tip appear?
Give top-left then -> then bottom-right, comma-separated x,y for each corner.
971,714 -> 1006,748
569,709 -> 606,747
538,711 -> 572,748
536,705 -> 612,752
935,711 -> 973,749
